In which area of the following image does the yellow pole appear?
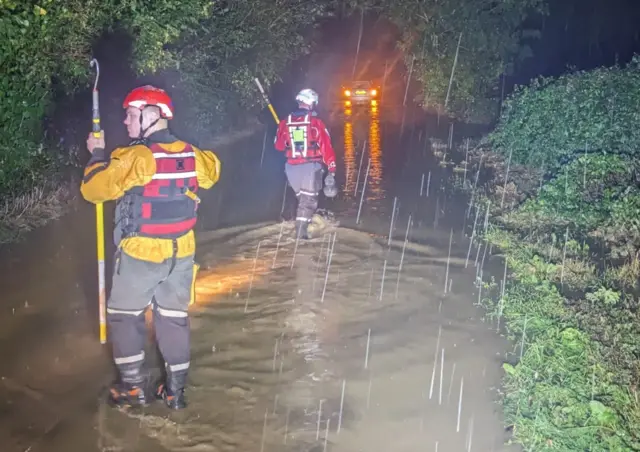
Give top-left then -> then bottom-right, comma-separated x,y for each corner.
267,103 -> 280,124
254,78 -> 280,124
90,58 -> 107,344
96,201 -> 107,343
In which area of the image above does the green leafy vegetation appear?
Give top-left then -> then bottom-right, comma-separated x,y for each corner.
155,0 -> 331,141
2,1 -> 95,196
489,56 -> 640,169
0,0 -> 216,198
451,61 -> 640,449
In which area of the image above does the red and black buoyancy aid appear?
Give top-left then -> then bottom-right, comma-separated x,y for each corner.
285,111 -> 323,163
117,142 -> 199,241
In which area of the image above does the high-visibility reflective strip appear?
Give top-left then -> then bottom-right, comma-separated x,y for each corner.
128,100 -> 173,118
156,306 -> 189,318
153,152 -> 196,159
168,362 -> 190,372
296,217 -> 311,222
107,307 -> 146,316
152,171 -> 197,180
299,189 -> 317,196
288,114 -> 310,158
286,114 -> 310,126
115,351 -> 145,365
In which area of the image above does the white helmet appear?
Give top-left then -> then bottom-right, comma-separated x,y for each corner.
296,88 -> 319,107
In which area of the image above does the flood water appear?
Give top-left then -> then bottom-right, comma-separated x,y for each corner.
0,98 -> 515,452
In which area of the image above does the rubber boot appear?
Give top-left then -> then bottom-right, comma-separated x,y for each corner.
156,371 -> 187,410
295,220 -> 310,240
307,214 -> 327,237
108,362 -> 151,407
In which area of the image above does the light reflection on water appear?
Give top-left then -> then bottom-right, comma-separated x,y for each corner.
342,120 -> 356,196
340,106 -> 386,208
193,257 -> 272,306
367,107 -> 385,205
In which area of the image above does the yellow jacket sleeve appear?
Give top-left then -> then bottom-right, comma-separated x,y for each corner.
194,147 -> 221,190
80,145 -> 156,204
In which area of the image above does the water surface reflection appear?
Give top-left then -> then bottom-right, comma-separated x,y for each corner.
340,106 -> 385,208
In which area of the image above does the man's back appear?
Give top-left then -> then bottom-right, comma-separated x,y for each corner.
275,109 -> 336,172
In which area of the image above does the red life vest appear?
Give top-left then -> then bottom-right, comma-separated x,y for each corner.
285,113 -> 323,163
118,142 -> 199,240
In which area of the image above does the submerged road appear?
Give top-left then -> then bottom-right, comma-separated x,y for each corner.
0,95 -> 513,451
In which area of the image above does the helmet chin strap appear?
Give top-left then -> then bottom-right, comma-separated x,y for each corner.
136,106 -> 160,141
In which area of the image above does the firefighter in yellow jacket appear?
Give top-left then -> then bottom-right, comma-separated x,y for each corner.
81,85 -> 221,410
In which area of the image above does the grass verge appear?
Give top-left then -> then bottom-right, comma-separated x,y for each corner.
0,179 -> 74,245
437,136 -> 640,450
483,229 -> 640,450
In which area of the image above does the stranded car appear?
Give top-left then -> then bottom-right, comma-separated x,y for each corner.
342,81 -> 379,106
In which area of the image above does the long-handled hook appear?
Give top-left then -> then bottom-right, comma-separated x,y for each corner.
89,58 -> 101,135
88,57 -> 107,345
90,58 -> 100,91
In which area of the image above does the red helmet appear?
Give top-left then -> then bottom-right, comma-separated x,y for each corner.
123,85 -> 174,119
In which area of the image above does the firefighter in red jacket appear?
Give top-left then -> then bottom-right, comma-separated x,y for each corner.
81,85 -> 221,410
274,88 -> 337,239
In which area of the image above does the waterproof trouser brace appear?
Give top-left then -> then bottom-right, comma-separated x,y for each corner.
108,249 -> 194,398
285,161 -> 323,236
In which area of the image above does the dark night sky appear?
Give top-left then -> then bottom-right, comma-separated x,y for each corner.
510,0 -> 640,86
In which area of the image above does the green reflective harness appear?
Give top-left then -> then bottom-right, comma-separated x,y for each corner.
287,114 -> 310,159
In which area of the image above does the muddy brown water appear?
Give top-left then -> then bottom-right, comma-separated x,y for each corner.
0,104 -> 515,452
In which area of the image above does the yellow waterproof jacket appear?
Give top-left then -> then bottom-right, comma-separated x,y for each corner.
81,129 -> 221,263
